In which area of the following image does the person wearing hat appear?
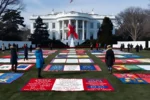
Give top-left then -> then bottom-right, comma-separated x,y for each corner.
10,45 -> 18,72
105,45 -> 115,73
35,45 -> 44,78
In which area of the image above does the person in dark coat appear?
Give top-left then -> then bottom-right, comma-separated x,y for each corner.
30,45 -> 32,52
122,44 -> 125,51
24,44 -> 28,61
120,44 -> 123,51
105,45 -> 115,73
8,43 -> 11,50
10,45 -> 18,72
13,43 -> 16,47
127,44 -> 130,52
130,44 -> 133,51
1,44 -> 5,53
35,45 -> 44,78
135,44 -> 140,52
140,44 -> 143,51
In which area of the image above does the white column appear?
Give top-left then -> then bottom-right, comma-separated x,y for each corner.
113,26 -> 115,34
48,23 -> 50,39
69,20 -> 71,24
62,20 -> 65,40
76,20 -> 78,37
64,32 -> 66,40
82,20 -> 85,40
58,21 -> 60,40
94,22 -> 97,39
68,20 -> 71,40
86,21 -> 89,40
30,23 -> 34,34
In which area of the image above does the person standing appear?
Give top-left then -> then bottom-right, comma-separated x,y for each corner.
24,44 -> 28,61
29,45 -> 33,52
10,45 -> 18,72
23,44 -> 26,48
105,45 -> 115,74
13,43 -> 16,47
122,44 -> 125,51
8,43 -> 11,50
140,44 -> 143,51
35,45 -> 44,78
120,44 -> 123,51
127,44 -> 130,52
96,42 -> 99,50
136,44 -> 140,52
1,44 -> 5,53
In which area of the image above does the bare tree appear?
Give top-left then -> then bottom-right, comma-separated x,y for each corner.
143,9 -> 150,38
116,7 -> 147,41
0,0 -> 24,17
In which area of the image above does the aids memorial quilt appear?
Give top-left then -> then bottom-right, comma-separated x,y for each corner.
113,73 -> 150,84
21,78 -> 114,92
0,73 -> 23,84
0,64 -> 34,71
44,65 -> 101,71
113,65 -> 150,71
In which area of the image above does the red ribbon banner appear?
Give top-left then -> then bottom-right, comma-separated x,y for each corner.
67,24 -> 78,39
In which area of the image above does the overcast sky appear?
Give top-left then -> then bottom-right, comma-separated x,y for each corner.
22,0 -> 150,26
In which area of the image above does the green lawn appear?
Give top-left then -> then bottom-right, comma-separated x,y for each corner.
0,49 -> 150,100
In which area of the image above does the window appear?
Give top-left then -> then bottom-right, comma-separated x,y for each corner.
52,23 -> 55,29
90,32 -> 93,39
97,23 -> 100,29
79,21 -> 82,28
79,24 -> 82,28
90,23 -> 94,29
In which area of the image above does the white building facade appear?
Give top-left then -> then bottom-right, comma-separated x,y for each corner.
30,11 -> 116,45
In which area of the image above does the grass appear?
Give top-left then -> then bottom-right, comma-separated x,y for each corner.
0,49 -> 150,100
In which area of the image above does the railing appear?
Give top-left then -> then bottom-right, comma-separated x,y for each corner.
30,12 -> 116,20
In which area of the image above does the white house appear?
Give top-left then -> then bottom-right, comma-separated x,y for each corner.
30,11 -> 116,45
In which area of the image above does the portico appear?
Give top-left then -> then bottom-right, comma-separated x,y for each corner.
58,20 -> 88,40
